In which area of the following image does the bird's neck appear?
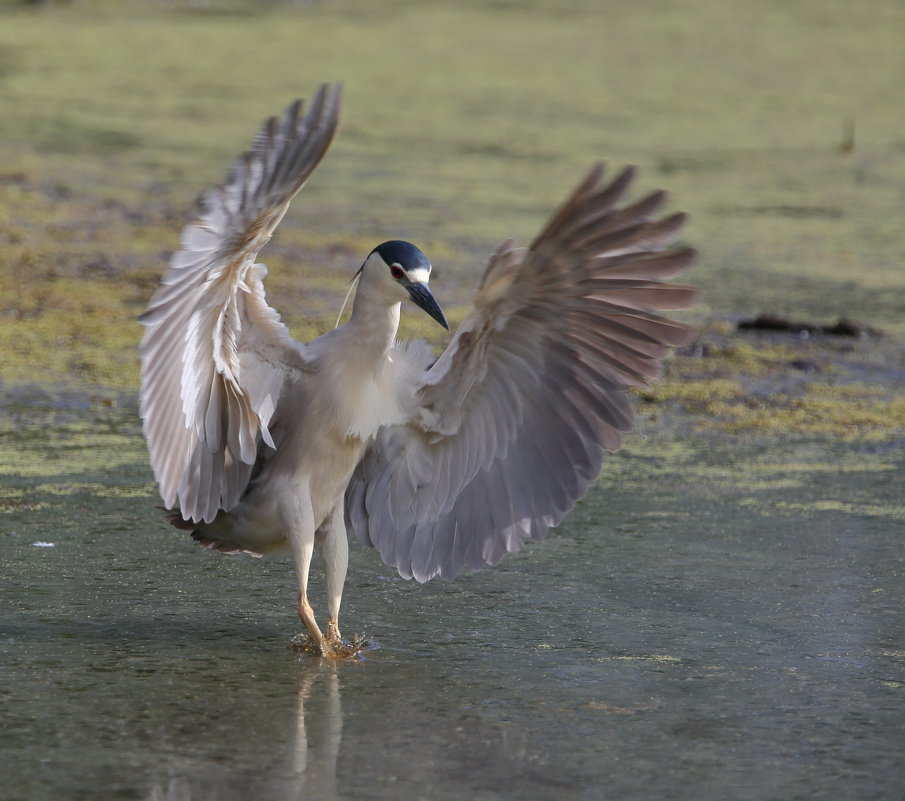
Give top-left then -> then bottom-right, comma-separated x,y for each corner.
327,282 -> 406,440
346,279 -> 401,362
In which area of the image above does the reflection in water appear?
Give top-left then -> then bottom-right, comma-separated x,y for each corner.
148,778 -> 191,801
291,664 -> 343,800
145,663 -> 343,801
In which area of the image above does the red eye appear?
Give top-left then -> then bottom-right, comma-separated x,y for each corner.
390,264 -> 405,280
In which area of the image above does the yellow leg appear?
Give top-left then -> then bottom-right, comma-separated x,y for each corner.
297,591 -> 324,648
325,617 -> 341,645
316,504 -> 348,650
284,492 -> 327,653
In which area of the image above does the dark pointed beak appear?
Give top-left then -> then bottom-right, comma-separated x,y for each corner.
406,282 -> 449,330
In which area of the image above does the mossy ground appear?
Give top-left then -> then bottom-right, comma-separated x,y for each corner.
1,0 -> 904,454
638,323 -> 905,442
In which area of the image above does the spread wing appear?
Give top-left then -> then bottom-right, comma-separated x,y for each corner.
139,83 -> 342,524
346,163 -> 697,582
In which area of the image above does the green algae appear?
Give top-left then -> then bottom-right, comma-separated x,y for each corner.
596,654 -> 683,664
0,416 -> 146,478
755,499 -> 905,520
2,0 -> 905,401
601,433 -> 905,529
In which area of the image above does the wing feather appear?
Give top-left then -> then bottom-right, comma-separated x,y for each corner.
140,84 -> 341,523
347,162 -> 696,581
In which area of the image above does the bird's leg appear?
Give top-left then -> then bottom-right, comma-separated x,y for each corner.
297,589 -> 323,648
315,504 -> 349,647
285,496 -> 325,649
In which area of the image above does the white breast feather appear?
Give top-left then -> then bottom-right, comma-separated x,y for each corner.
326,339 -> 430,441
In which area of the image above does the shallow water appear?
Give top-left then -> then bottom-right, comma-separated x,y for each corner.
2,398 -> 904,800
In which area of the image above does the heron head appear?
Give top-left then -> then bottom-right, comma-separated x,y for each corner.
364,240 -> 448,330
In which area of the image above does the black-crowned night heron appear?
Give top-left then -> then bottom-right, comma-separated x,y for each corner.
139,83 -> 696,656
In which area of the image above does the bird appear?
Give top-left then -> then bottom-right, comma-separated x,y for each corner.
139,82 -> 697,657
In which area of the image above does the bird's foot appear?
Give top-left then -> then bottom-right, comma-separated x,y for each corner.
289,631 -> 374,661
325,619 -> 341,644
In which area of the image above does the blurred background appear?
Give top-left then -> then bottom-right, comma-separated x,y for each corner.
1,0 -> 903,402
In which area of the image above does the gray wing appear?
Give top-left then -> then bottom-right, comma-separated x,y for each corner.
345,163 -> 697,582
139,83 -> 342,523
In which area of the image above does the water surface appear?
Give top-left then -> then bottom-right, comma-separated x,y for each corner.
2,398 -> 903,800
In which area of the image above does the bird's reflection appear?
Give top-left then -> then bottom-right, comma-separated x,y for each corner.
146,660 -> 344,801
133,641 -> 566,801
289,662 -> 343,799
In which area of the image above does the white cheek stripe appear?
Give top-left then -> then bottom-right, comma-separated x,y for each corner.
406,268 -> 431,284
